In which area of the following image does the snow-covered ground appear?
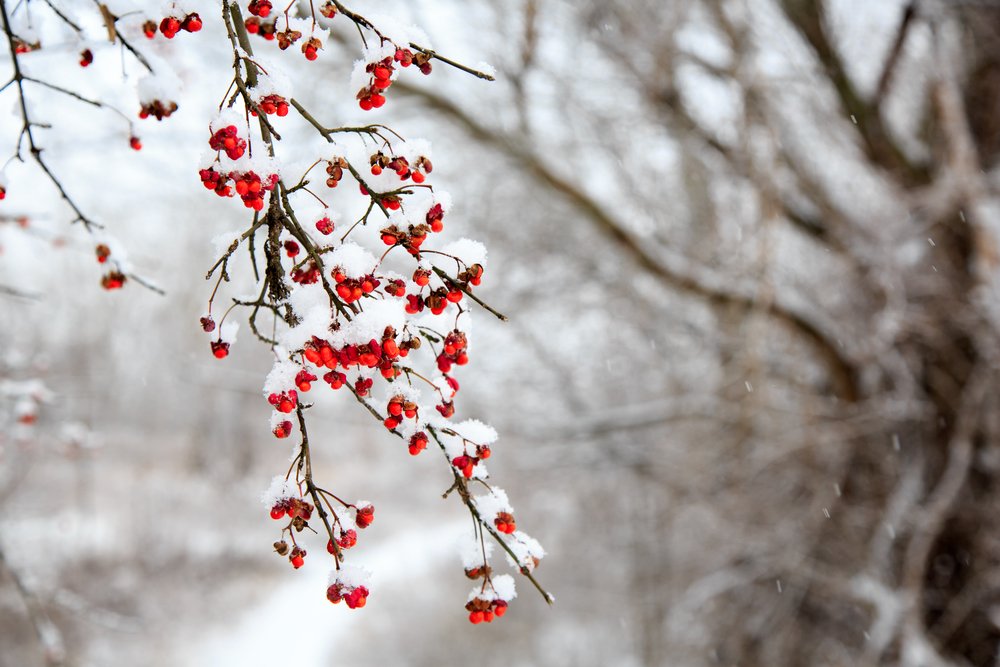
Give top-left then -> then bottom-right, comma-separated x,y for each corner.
183,520 -> 467,665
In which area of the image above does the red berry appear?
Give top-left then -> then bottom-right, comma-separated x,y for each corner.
355,504 -> 375,528
270,507 -> 285,520
182,13 -> 202,32
469,611 -> 484,624
249,0 -> 272,17
159,17 -> 181,38
272,420 -> 292,438
315,217 -> 334,235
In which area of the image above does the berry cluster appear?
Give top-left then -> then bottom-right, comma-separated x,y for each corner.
3,0 -> 545,623
291,260 -> 320,285
370,152 -> 433,184
327,581 -> 370,609
208,125 -> 247,160
437,330 -> 470,372
248,0 -> 273,17
256,94 -> 289,117
276,27 -> 302,51
143,13 -> 202,39
356,48 -> 433,110
324,159 -> 347,188
451,442 -> 490,479
493,511 -> 516,534
332,269 -> 380,304
139,100 -> 178,121
92,243 -> 129,290
184,0 -> 550,624
383,394 -> 418,430
199,167 -> 279,211
12,37 -> 38,54
407,431 -> 429,455
466,597 -> 508,625
244,17 -> 277,40
298,328 -> 417,390
100,271 -> 126,290
267,390 -> 299,414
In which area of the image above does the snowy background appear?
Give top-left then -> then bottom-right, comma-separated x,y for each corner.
4,1 -> 1000,666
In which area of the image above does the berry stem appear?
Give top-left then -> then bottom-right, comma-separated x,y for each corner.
431,267 -> 507,322
294,405 -> 344,565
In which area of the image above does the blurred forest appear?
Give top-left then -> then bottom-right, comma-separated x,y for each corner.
4,0 -> 1000,666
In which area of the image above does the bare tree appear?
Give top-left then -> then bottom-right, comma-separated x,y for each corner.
388,1 -> 1000,665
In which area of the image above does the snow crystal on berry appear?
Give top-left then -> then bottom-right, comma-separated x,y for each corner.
473,488 -> 513,519
281,286 -> 333,351
248,57 -> 293,98
397,138 -> 433,165
227,153 -> 281,181
263,359 -> 300,396
451,419 -> 498,445
350,43 -> 397,94
261,475 -> 297,507
438,429 -> 465,459
431,190 -> 452,213
491,574 -> 517,602
219,321 -> 239,344
468,574 -> 516,603
441,238 -> 487,269
503,531 -> 546,571
334,299 -> 406,347
332,505 -> 357,531
329,241 -> 376,279
328,562 -> 372,589
136,71 -> 181,105
382,383 -> 421,405
210,107 -> 246,134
